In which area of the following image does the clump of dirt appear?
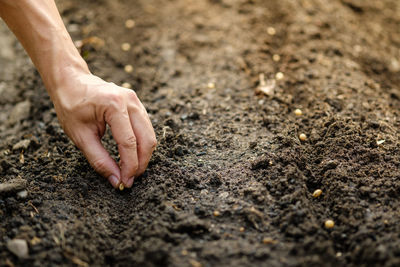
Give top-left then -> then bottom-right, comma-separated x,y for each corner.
1,0 -> 400,266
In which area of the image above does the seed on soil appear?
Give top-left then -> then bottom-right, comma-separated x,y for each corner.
213,210 -> 220,217
325,219 -> 335,229
121,42 -> 131,51
119,183 -> 125,191
181,249 -> 189,256
336,252 -> 342,257
124,64 -> 134,73
122,82 -> 132,89
312,189 -> 322,198
275,72 -> 284,80
267,27 -> 276,35
272,54 -> 280,62
294,109 -> 302,116
299,133 -> 307,141
239,227 -> 245,232
207,82 -> 215,89
125,19 -> 136,29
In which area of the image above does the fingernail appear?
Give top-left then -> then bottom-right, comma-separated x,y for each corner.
109,175 -> 120,188
126,176 -> 135,188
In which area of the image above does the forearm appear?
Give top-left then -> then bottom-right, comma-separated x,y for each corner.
0,0 -> 89,97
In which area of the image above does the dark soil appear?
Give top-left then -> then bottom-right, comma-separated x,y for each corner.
1,0 -> 400,266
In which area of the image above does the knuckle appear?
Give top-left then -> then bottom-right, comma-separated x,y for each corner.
91,158 -> 108,173
106,92 -> 125,111
120,135 -> 137,149
149,136 -> 157,150
126,90 -> 138,101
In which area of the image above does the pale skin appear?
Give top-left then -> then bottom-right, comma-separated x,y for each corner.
0,0 -> 157,189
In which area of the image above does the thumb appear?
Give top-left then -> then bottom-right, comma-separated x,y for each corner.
75,129 -> 122,188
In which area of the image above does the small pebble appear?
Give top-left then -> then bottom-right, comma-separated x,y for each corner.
124,65 -> 134,73
17,190 -> 28,199
121,43 -> 131,51
272,54 -> 280,62
377,140 -> 385,145
13,139 -> 31,150
119,184 -> 125,191
213,210 -> 220,217
294,109 -> 302,116
275,72 -> 284,80
8,100 -> 31,126
325,219 -> 335,229
267,27 -> 276,35
0,179 -> 27,195
122,82 -> 132,89
6,239 -> 29,259
125,19 -> 136,29
299,133 -> 307,141
312,189 -> 322,198
219,192 -> 229,199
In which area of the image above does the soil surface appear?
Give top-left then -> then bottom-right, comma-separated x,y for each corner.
1,0 -> 400,266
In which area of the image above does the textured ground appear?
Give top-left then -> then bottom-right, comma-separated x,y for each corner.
1,0 -> 400,266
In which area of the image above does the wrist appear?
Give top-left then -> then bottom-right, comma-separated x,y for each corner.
40,45 -> 91,98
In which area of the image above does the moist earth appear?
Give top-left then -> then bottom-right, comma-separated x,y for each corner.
1,0 -> 400,266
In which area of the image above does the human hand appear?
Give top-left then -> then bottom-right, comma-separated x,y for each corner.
51,73 -> 157,189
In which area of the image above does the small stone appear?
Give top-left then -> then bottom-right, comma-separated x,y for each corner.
219,192 -> 229,199
12,139 -> 31,150
377,140 -> 385,145
17,190 -> 28,199
8,100 -> 31,125
213,210 -> 220,217
0,179 -> 27,195
7,239 -> 29,259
